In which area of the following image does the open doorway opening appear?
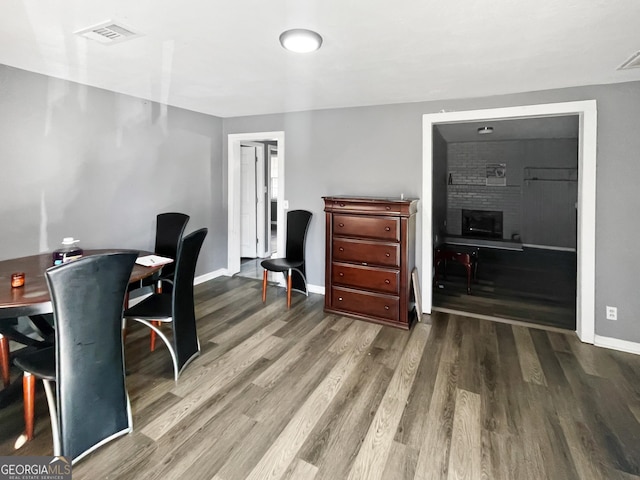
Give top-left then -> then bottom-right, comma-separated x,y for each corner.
431,116 -> 578,330
228,132 -> 285,281
422,101 -> 597,344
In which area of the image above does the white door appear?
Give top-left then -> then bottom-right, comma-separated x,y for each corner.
240,145 -> 257,258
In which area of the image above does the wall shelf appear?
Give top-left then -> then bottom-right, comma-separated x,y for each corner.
524,166 -> 577,183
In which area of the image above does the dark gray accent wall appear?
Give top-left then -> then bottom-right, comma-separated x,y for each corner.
223,80 -> 640,344
432,128 -> 448,246
445,139 -> 578,248
0,65 -> 225,275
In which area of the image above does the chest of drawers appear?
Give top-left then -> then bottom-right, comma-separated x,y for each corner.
323,196 -> 418,329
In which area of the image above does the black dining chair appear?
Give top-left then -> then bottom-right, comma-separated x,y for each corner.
128,212 -> 189,351
13,251 -> 138,463
261,210 -> 312,308
123,228 -> 207,381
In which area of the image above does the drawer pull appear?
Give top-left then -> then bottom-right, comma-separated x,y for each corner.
385,279 -> 390,284
386,206 -> 391,210
362,262 -> 368,266
339,203 -> 345,207
339,223 -> 344,227
384,305 -> 390,310
339,272 -> 344,277
338,297 -> 343,301
339,247 -> 344,252
385,227 -> 391,231
385,253 -> 391,257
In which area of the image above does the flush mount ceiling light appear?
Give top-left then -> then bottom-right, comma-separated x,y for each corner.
477,126 -> 494,135
279,29 -> 323,53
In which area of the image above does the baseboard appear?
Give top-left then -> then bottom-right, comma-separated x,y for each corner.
522,243 -> 576,252
128,292 -> 153,308
308,284 -> 325,295
194,268 -> 229,285
271,281 -> 325,295
594,334 -> 640,355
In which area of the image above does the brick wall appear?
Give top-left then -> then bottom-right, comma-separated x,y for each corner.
446,142 -> 522,239
444,140 -> 578,247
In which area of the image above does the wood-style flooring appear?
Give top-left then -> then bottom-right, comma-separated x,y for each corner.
433,247 -> 577,330
1,276 -> 638,480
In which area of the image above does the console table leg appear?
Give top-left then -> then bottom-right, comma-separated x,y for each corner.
0,335 -> 9,388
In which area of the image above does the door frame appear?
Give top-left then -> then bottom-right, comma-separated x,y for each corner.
422,100 -> 597,344
228,131 -> 285,275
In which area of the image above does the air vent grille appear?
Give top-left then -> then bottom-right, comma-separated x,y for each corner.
618,51 -> 640,70
75,20 -> 141,45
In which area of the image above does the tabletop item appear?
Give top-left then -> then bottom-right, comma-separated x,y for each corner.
135,255 -> 174,267
52,238 -> 83,265
10,273 -> 25,288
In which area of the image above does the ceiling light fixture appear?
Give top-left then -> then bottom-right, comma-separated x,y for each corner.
279,29 -> 323,53
477,126 -> 494,135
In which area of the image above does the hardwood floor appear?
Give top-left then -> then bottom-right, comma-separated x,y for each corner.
433,247 -> 577,330
1,276 -> 638,479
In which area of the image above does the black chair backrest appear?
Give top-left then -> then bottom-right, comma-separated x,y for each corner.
155,212 -> 190,277
285,210 -> 312,262
172,228 -> 208,371
46,251 -> 137,461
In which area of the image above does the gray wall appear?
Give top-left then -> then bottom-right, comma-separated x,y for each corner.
2,62 -> 639,345
223,80 -> 640,344
0,65 -> 225,275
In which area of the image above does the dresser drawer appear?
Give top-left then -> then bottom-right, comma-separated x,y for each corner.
333,214 -> 400,241
331,287 -> 399,322
333,238 -> 400,268
332,262 -> 399,295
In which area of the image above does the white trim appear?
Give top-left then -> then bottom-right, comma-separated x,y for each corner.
228,132 -> 285,275
522,243 -> 577,252
308,284 -> 325,295
194,268 -> 229,285
594,335 -> 640,355
423,100 -> 597,344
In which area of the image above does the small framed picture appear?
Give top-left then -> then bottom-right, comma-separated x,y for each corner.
411,267 -> 423,322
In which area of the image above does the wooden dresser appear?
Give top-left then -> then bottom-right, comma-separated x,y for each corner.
323,196 -> 418,330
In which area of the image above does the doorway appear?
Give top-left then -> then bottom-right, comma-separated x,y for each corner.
228,132 -> 285,279
422,101 -> 597,344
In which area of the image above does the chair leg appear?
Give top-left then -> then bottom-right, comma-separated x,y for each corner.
287,269 -> 292,309
42,380 -> 60,456
122,293 -> 130,343
150,281 -> 163,352
262,270 -> 268,303
23,372 -> 35,441
0,334 -> 9,388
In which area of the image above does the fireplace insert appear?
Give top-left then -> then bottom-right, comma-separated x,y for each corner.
461,209 -> 503,239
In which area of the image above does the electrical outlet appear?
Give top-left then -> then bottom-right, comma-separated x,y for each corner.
606,306 -> 617,321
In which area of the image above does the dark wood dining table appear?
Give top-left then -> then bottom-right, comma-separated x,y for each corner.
0,249 -> 164,406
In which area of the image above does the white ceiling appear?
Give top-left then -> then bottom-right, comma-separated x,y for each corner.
1,1 -> 640,118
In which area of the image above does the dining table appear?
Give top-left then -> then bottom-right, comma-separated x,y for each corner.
0,249 -> 165,407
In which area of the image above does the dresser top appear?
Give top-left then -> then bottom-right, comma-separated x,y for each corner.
322,195 -> 419,203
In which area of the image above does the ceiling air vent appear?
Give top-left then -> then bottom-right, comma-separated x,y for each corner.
75,20 -> 142,45
618,51 -> 640,70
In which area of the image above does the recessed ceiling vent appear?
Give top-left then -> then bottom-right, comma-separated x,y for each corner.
618,51 -> 640,70
75,20 -> 142,45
